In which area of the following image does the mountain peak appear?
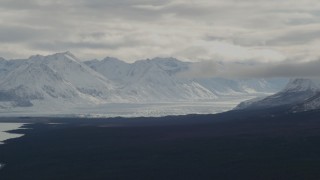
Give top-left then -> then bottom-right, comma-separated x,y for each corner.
151,57 -> 179,62
28,54 -> 44,60
53,51 -> 79,61
28,52 -> 81,63
102,57 -> 124,63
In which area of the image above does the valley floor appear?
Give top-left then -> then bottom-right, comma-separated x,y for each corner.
1,109 -> 320,180
0,95 -> 259,117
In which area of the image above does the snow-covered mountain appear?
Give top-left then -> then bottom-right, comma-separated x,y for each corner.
86,57 -> 217,101
235,78 -> 320,111
0,52 -> 126,109
85,57 -> 131,85
0,57 -> 25,80
86,57 -> 286,99
195,78 -> 287,95
0,52 -> 288,111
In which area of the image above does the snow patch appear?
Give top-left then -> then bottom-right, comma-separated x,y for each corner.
0,123 -> 26,144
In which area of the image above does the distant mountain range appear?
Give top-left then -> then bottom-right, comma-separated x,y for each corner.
0,52 -> 287,110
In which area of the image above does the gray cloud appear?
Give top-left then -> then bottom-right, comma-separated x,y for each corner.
30,37 -> 144,51
0,0 -> 320,62
0,25 -> 47,43
266,30 -> 320,46
0,0 -> 40,10
179,59 -> 320,79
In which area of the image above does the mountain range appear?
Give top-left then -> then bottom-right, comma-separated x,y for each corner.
0,52 -> 288,112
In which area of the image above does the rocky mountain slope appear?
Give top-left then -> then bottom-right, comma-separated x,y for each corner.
236,78 -> 320,111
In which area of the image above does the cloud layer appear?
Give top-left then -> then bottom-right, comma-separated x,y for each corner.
179,59 -> 320,79
1,0 -> 320,63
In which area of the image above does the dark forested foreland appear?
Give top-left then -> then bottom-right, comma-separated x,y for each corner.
1,109 -> 320,180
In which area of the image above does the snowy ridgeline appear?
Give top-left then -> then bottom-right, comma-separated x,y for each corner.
0,52 -> 288,114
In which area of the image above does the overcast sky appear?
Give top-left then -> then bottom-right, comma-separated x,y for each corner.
1,0 -> 320,63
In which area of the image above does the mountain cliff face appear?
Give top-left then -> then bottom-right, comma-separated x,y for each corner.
293,92 -> 320,111
236,78 -> 320,111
